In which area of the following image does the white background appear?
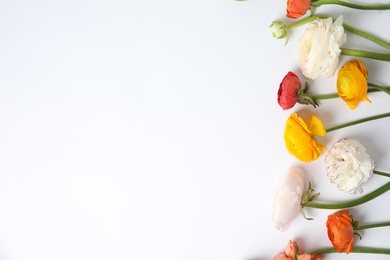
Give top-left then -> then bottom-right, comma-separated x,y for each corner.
0,1 -> 390,259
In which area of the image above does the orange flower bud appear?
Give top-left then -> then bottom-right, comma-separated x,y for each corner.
286,0 -> 311,19
326,210 -> 354,253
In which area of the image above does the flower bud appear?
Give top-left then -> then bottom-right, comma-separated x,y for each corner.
269,20 -> 289,44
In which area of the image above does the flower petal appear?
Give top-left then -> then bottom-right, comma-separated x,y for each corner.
307,114 -> 326,136
272,168 -> 305,231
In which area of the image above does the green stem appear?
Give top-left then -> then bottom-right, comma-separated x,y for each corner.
368,83 -> 390,95
310,93 -> 339,100
325,112 -> 390,133
356,221 -> 390,230
306,85 -> 390,103
341,48 -> 390,61
286,15 -> 328,30
374,170 -> 390,178
307,247 -> 390,255
302,181 -> 390,209
312,0 -> 390,10
342,24 -> 390,51
309,86 -> 389,100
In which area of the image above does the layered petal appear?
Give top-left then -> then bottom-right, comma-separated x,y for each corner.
278,71 -> 302,110
286,0 -> 311,19
298,16 -> 346,79
284,113 -> 327,162
274,240 -> 324,260
326,210 -> 354,253
337,60 -> 371,109
325,138 -> 374,195
272,168 -> 305,231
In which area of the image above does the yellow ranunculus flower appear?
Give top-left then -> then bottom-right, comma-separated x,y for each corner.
337,60 -> 371,110
284,112 -> 327,162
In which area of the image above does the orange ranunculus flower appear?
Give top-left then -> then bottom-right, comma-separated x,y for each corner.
284,112 -> 326,162
286,0 -> 311,19
326,210 -> 354,254
337,60 -> 371,110
274,240 -> 324,260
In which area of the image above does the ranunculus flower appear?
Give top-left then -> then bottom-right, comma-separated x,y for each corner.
284,112 -> 326,162
325,138 -> 374,195
298,254 -> 324,260
274,240 -> 297,260
286,0 -> 311,19
326,210 -> 354,253
297,16 -> 346,80
274,240 -> 324,260
337,59 -> 371,109
272,168 -> 305,231
278,71 -> 301,110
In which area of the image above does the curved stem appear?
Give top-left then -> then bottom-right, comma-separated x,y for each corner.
325,112 -> 390,133
312,0 -> 390,10
356,221 -> 390,230
342,23 -> 390,51
302,181 -> 390,209
374,170 -> 390,178
307,247 -> 390,255
341,48 -> 390,61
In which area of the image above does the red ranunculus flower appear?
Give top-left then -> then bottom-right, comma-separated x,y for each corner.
278,71 -> 301,110
326,210 -> 355,253
287,0 -> 311,19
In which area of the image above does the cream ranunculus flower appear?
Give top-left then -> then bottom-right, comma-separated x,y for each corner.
325,138 -> 374,195
272,167 -> 305,231
297,16 -> 347,80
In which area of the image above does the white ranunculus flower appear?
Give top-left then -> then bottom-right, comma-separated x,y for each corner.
297,16 -> 346,80
325,138 -> 375,195
272,167 -> 305,231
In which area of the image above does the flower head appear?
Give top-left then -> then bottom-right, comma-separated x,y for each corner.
278,72 -> 301,110
326,210 -> 355,253
325,138 -> 374,195
270,20 -> 289,44
337,59 -> 371,109
287,0 -> 311,19
298,254 -> 324,260
298,16 -> 346,80
284,112 -> 326,162
272,168 -> 305,231
274,240 -> 324,260
278,72 -> 319,109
